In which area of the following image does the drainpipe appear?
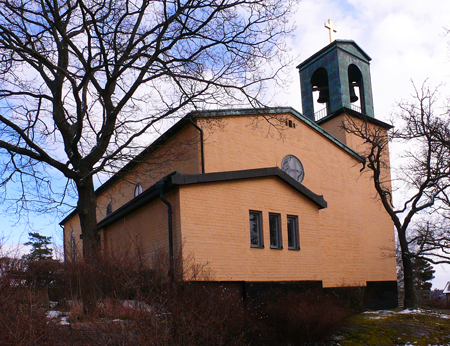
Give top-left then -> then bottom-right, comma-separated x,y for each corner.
155,180 -> 174,282
189,117 -> 205,174
60,224 -> 66,261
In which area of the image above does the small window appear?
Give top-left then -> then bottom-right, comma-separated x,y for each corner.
134,183 -> 143,197
106,203 -> 113,216
286,120 -> 296,128
287,215 -> 300,250
249,211 -> 263,248
269,213 -> 282,249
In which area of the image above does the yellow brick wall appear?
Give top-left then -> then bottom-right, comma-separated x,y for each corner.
195,113 -> 396,287
63,214 -> 83,260
101,189 -> 182,267
318,115 -> 347,144
179,178 -> 322,282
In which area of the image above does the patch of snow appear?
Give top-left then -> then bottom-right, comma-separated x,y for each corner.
363,310 -> 394,314
398,308 -> 424,314
363,308 -> 450,321
59,316 -> 70,325
46,310 -> 70,325
122,300 -> 152,311
46,310 -> 61,319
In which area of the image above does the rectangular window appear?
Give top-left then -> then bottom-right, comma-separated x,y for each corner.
249,211 -> 263,248
269,213 -> 282,249
287,215 -> 300,250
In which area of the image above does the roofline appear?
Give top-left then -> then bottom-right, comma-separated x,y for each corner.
296,39 -> 372,70
60,106 -> 363,225
171,167 -> 328,209
444,281 -> 450,293
59,117 -> 193,225
190,107 -> 365,163
95,117 -> 191,196
317,107 -> 394,130
95,167 -> 327,229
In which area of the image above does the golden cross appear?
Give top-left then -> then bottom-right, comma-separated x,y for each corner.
324,19 -> 337,43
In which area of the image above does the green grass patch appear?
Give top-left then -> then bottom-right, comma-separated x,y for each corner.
333,309 -> 450,345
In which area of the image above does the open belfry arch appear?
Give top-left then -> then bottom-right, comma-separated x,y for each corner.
298,40 -> 374,122
61,22 -> 397,309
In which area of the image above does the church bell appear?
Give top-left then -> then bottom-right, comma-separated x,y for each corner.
314,87 -> 329,104
349,83 -> 359,103
317,89 -> 329,104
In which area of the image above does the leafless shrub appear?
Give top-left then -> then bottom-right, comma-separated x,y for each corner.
126,283 -> 246,346
247,290 -> 351,346
0,259 -> 61,345
1,252 -> 358,345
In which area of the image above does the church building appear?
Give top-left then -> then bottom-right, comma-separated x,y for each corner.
61,39 -> 398,308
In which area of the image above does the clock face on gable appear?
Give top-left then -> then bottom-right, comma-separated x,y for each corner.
281,155 -> 305,184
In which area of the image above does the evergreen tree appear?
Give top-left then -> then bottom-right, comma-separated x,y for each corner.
412,258 -> 435,291
23,232 -> 53,261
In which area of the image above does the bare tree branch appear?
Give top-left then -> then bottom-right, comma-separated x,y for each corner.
342,81 -> 450,308
0,0 -> 297,264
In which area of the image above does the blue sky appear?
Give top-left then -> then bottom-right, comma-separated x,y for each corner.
2,0 -> 450,288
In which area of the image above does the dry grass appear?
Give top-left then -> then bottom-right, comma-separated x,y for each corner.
246,290 -> 351,345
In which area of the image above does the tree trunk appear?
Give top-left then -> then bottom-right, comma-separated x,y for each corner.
402,253 -> 416,309
76,175 -> 100,261
76,175 -> 100,315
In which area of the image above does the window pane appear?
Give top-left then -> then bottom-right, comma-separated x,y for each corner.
106,203 -> 113,216
249,211 -> 262,247
134,183 -> 143,197
269,213 -> 281,248
287,215 -> 299,249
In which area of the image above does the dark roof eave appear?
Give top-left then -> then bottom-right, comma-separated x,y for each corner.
93,167 -> 327,229
171,167 -> 327,209
59,117 -> 193,226
317,107 -> 394,130
96,172 -> 177,229
296,39 -> 372,69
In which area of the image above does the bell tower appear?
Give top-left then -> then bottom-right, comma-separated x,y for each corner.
297,40 -> 375,122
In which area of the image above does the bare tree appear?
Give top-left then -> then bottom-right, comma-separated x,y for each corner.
0,0 -> 297,260
343,83 -> 450,309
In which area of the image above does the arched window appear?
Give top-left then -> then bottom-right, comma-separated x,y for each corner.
348,64 -> 364,113
310,67 -> 330,120
134,183 -> 143,197
106,203 -> 113,216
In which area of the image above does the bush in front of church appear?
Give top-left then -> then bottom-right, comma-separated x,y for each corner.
246,290 -> 351,345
